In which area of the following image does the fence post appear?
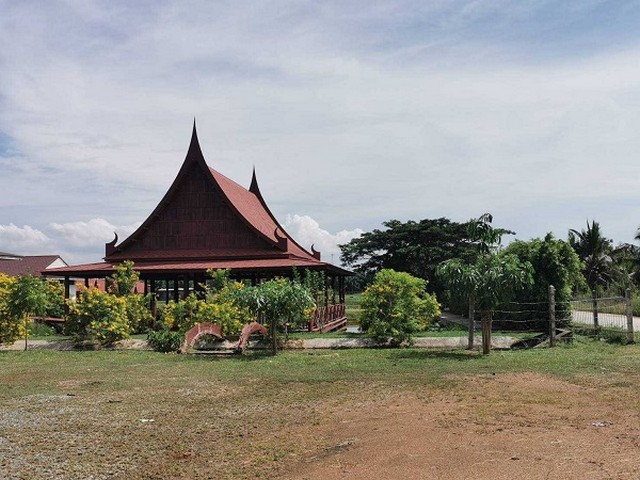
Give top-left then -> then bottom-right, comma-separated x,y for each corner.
626,288 -> 634,344
548,285 -> 556,347
468,295 -> 475,350
592,290 -> 599,331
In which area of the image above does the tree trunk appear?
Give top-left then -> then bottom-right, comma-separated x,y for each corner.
468,294 -> 475,350
270,318 -> 277,355
482,311 -> 492,355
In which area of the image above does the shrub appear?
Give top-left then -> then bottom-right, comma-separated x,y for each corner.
147,327 -> 182,352
360,269 -> 441,345
67,288 -> 131,345
161,292 -> 249,337
108,260 -> 140,296
0,273 -> 23,345
124,294 -> 154,334
233,277 -> 315,354
106,261 -> 153,333
29,321 -> 57,337
500,234 -> 583,329
195,301 -> 244,336
44,280 -> 65,318
162,294 -> 201,333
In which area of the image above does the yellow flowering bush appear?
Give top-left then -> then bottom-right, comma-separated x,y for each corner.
67,287 -> 131,345
0,273 -> 25,345
107,261 -> 152,333
195,301 -> 245,336
124,294 -> 153,333
161,292 -> 249,337
162,294 -> 200,333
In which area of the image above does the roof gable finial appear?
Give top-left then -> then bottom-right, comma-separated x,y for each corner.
185,118 -> 205,165
249,166 -> 260,195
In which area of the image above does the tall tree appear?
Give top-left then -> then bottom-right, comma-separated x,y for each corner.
8,275 -> 50,350
339,216 -> 512,296
503,234 -> 584,329
438,252 -> 533,354
568,220 -> 617,292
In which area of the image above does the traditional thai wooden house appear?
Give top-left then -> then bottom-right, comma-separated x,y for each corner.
44,124 -> 351,331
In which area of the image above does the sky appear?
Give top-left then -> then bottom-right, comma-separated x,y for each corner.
2,0 -> 640,265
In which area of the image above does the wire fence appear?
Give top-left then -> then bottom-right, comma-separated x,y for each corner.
472,288 -> 638,353
492,301 -> 553,334
567,296 -> 639,343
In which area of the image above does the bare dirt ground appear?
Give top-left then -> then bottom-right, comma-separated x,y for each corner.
2,349 -> 640,480
285,373 -> 640,480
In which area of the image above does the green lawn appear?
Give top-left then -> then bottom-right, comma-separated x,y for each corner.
344,292 -> 362,324
3,339 -> 639,398
2,339 -> 639,479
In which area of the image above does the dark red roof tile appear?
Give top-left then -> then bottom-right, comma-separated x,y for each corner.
0,255 -> 65,277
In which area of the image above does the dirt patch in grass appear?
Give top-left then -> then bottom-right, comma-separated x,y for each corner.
2,347 -> 640,479
285,372 -> 640,480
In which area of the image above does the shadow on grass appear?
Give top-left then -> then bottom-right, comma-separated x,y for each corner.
388,349 -> 483,361
187,350 -> 276,362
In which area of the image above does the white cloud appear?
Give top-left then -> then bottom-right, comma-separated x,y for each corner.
48,218 -> 141,248
1,0 -> 640,259
0,224 -> 52,254
283,214 -> 363,265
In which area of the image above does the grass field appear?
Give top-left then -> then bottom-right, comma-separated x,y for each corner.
344,293 -> 362,324
2,339 -> 640,479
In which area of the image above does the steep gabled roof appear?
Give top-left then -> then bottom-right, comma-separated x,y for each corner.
43,123 -> 352,278
106,123 -> 318,263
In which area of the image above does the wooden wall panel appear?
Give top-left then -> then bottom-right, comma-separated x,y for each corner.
124,164 -> 273,254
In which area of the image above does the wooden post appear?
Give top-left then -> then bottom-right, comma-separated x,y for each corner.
150,279 -> 157,319
467,294 -> 475,350
182,276 -> 190,299
63,276 -> 70,317
548,285 -> 556,347
626,288 -> 634,344
173,278 -> 179,302
331,275 -> 336,305
324,273 -> 329,307
194,274 -> 206,299
592,290 -> 599,331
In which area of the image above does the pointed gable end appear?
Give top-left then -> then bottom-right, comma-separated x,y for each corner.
105,124 -> 317,263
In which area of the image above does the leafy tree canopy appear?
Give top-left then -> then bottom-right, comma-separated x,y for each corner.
568,220 -> 620,292
339,215 -> 513,296
502,233 -> 583,327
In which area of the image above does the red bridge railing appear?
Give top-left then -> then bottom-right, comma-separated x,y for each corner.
308,303 -> 347,333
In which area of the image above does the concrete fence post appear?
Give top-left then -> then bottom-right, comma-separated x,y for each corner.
626,288 -> 634,344
592,290 -> 599,331
468,295 -> 475,350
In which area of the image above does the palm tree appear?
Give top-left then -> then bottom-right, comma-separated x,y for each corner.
568,220 -> 617,329
438,253 -> 533,354
568,221 -> 618,289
